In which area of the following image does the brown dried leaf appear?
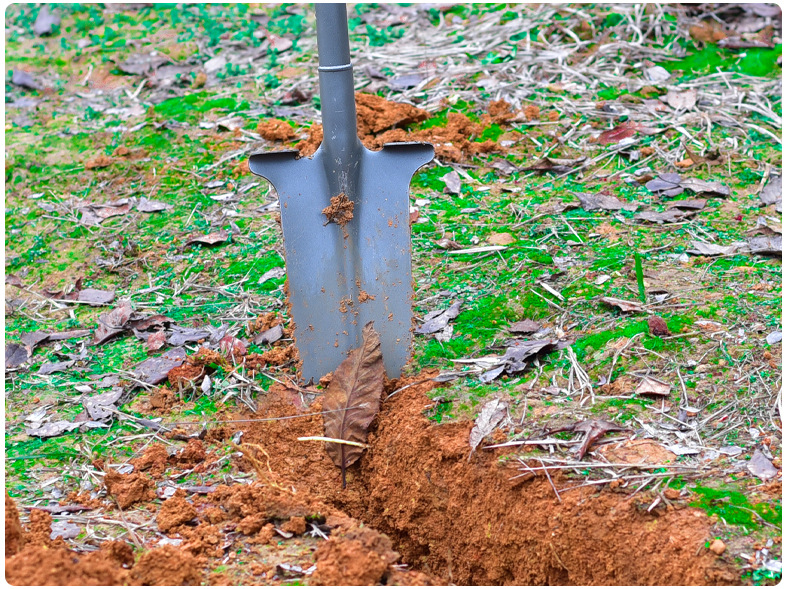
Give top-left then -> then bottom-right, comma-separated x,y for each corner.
601,297 -> 645,313
547,419 -> 628,460
592,121 -> 638,145
635,377 -> 671,397
509,319 -> 541,334
186,231 -> 229,247
147,331 -> 167,353
574,192 -> 639,212
322,322 -> 384,487
93,300 -> 134,345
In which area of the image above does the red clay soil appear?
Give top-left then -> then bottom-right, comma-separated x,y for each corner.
129,545 -> 203,586
230,378 -> 740,586
293,92 -> 500,162
5,375 -> 741,586
103,469 -> 155,509
5,492 -> 25,557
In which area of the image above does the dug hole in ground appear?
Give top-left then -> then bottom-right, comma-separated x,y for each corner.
7,373 -> 739,585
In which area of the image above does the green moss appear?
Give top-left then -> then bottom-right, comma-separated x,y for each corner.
573,321 -> 649,359
690,485 -> 781,529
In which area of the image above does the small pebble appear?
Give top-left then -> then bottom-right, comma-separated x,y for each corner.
710,539 -> 726,555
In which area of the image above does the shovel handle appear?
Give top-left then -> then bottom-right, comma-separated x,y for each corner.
316,3 -> 361,180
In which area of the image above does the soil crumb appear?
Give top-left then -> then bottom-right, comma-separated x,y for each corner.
322,192 -> 354,227
132,443 -> 169,476
103,469 -> 155,509
6,492 -> 25,557
130,545 -> 203,586
313,523 -> 400,585
245,345 -> 296,370
257,119 -> 297,142
157,491 -> 198,533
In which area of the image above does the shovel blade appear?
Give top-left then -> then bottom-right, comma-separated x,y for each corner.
250,142 -> 433,382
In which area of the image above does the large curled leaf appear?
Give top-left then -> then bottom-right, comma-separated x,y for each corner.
322,322 -> 384,488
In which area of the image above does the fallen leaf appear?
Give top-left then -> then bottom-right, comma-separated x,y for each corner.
469,398 -> 509,452
647,316 -> 671,336
77,288 -> 116,306
759,175 -> 781,207
136,197 -> 172,213
689,21 -> 727,44
20,331 -> 51,353
167,326 -> 211,346
435,237 -> 462,250
128,314 -> 174,331
26,420 -> 79,438
644,172 -> 683,197
131,347 -> 187,385
50,521 -> 81,541
747,449 -> 778,480
117,52 -> 168,75
487,233 -> 515,246
79,199 -> 130,225
441,170 -> 462,195
322,322 -> 384,488
6,344 -> 30,369
574,192 -> 639,212
252,324 -> 283,345
389,73 -> 424,90
687,240 -> 744,256
415,301 -> 462,335
258,267 -> 286,284
490,159 -> 521,175
634,209 -> 691,224
219,335 -> 247,357
509,319 -> 541,334
526,156 -> 587,174
593,121 -> 638,145
748,235 -> 781,255
644,65 -> 671,83
5,274 -> 24,287
546,419 -> 629,460
147,331 -> 167,353
12,70 -> 42,90
601,297 -> 645,313
679,178 -> 731,198
635,377 -> 671,397
33,5 -> 61,36
83,388 -> 124,420
37,361 -> 75,375
82,155 -> 115,173
93,300 -> 134,345
664,88 -> 697,110
666,199 -> 707,210
186,231 -> 229,247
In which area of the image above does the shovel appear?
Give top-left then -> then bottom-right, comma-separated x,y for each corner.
249,3 -> 434,382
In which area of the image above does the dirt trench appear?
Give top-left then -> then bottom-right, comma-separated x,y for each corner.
234,376 -> 740,586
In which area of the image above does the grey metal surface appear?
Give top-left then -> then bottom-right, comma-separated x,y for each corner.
249,3 -> 434,382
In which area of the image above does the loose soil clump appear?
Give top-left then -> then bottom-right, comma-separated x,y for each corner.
103,469 -> 155,509
295,93 -> 500,162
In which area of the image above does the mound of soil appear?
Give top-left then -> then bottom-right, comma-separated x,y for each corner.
157,491 -> 198,532
6,544 -> 130,585
294,93 -> 500,162
5,492 -> 25,557
130,545 -> 203,586
227,379 -> 739,586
